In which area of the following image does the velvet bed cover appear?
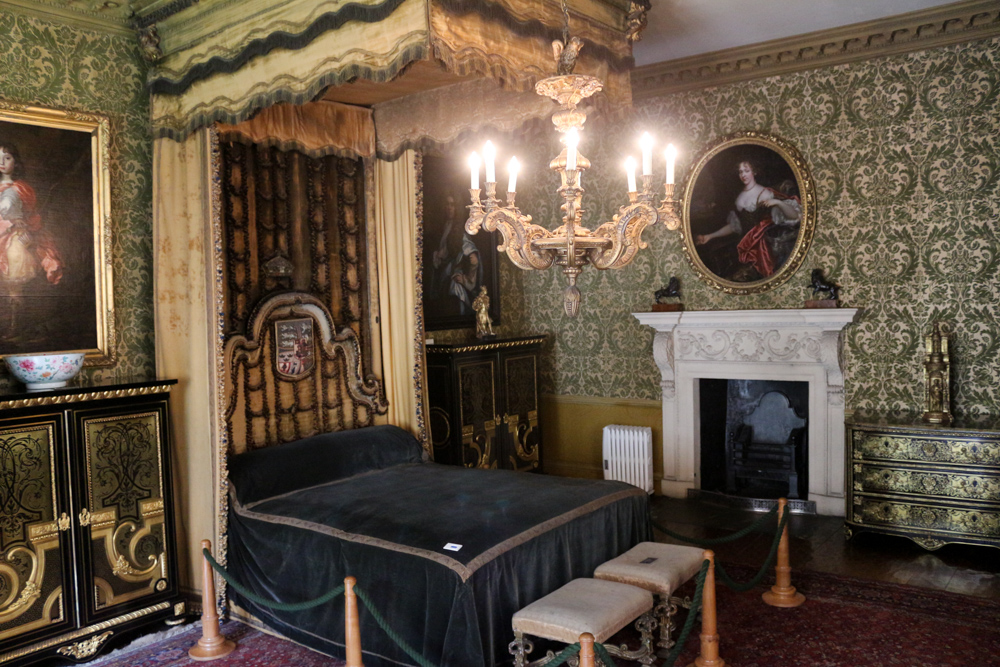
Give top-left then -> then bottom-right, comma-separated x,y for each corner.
227,425 -> 651,666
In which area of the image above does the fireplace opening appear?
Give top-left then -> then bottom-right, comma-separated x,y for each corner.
699,379 -> 809,500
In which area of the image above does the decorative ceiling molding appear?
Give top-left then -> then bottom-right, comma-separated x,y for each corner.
630,0 -> 1000,98
3,0 -> 135,35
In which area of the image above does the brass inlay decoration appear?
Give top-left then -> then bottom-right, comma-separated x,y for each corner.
459,361 -> 497,469
857,465 -> 1000,502
0,601 -> 170,663
78,509 -> 92,527
427,336 -> 548,355
56,631 -> 113,659
853,497 -> 1000,539
0,385 -> 173,411
173,601 -> 186,616
0,422 -> 66,640
855,432 -> 1000,465
57,514 -> 70,532
630,1 -> 1000,97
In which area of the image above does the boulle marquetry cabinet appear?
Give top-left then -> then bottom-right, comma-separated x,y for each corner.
426,336 -> 546,472
846,412 -> 1000,551
0,378 -> 184,665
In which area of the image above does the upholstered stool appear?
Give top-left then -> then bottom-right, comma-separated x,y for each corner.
510,578 -> 655,667
594,542 -> 706,655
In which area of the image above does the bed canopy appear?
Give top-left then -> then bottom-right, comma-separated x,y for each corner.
145,0 -> 644,599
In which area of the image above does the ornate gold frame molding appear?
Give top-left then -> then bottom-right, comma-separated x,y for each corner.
631,0 -> 1000,97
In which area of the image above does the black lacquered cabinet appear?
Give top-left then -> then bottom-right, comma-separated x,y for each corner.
426,336 -> 545,472
0,378 -> 185,665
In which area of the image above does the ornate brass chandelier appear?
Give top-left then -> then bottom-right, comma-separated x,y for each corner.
464,4 -> 680,317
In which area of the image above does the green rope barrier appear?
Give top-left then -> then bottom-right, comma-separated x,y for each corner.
651,504 -> 778,547
541,642 -> 581,667
203,548 -> 345,612
714,511 -> 790,592
352,586 -> 437,667
662,559 -> 709,667
593,641 -> 617,666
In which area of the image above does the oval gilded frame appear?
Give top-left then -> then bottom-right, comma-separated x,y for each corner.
680,131 -> 816,294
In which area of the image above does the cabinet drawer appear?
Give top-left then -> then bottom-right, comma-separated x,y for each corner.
853,462 -> 1000,504
852,495 -> 1000,539
852,429 -> 1000,467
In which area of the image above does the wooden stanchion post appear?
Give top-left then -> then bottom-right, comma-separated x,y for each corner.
189,540 -> 236,661
579,632 -> 596,667
344,576 -> 364,667
762,498 -> 806,608
688,550 -> 725,667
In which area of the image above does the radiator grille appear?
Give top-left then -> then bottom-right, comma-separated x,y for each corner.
602,425 -> 654,494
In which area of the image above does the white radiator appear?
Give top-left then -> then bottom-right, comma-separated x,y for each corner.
602,425 -> 654,494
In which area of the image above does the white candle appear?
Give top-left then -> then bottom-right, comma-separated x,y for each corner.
625,156 -> 637,193
483,141 -> 496,183
508,156 -> 519,193
468,152 -> 480,190
665,144 -> 677,185
640,132 -> 653,176
566,128 -> 579,171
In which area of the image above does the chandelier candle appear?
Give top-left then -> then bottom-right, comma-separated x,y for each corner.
469,152 -> 480,190
464,37 -> 683,317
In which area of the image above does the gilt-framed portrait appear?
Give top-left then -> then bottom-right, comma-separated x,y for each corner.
680,131 -> 816,294
0,104 -> 114,363
420,152 -> 500,331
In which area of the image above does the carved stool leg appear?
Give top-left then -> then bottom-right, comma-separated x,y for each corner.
654,594 -> 679,657
509,631 -> 533,667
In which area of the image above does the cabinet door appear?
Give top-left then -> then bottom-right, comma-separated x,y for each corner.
0,414 -> 75,646
501,352 -> 541,472
457,358 -> 500,469
73,401 -> 175,623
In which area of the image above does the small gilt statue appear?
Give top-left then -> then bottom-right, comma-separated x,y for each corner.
922,321 -> 952,426
473,286 -> 495,339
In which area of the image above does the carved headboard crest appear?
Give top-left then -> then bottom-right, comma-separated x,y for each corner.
224,291 -> 387,454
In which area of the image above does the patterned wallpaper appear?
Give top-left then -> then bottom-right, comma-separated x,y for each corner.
0,9 -> 154,385
507,37 -> 1000,417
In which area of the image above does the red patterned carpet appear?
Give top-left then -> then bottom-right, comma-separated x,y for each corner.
90,568 -> 1000,667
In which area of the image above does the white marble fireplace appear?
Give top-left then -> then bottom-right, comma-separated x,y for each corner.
634,309 -> 858,516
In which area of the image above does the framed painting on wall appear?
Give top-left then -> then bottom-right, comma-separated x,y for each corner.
420,152 -> 500,331
680,131 -> 816,294
0,103 -> 114,364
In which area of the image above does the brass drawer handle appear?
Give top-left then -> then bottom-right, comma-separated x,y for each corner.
78,508 -> 92,527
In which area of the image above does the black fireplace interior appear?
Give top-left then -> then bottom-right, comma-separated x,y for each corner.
700,379 -> 809,499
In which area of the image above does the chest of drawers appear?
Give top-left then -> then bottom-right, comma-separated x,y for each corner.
846,414 -> 1000,551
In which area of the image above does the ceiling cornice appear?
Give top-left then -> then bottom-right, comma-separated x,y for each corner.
631,0 -> 1000,98
3,0 -> 135,36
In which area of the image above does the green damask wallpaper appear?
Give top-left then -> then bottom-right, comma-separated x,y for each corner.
0,9 -> 154,385
509,37 -> 1000,416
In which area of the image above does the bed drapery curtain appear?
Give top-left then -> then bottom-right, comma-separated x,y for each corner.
152,128 -> 221,595
375,150 -> 428,444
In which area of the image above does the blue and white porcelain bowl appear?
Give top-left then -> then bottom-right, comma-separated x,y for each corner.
4,353 -> 86,391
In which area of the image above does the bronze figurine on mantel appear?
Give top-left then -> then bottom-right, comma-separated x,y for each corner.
652,277 -> 683,311
805,268 -> 839,308
922,320 -> 952,426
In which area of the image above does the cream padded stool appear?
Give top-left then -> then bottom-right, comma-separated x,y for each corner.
510,578 -> 656,666
594,542 -> 706,655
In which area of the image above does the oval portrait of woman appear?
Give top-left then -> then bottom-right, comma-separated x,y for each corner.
680,131 -> 816,294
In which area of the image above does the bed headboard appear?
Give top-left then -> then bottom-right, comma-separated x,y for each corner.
223,291 -> 387,454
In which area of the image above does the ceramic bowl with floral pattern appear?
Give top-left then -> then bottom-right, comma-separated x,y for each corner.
4,353 -> 86,391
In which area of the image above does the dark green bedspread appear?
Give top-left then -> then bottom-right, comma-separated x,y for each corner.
227,426 -> 651,666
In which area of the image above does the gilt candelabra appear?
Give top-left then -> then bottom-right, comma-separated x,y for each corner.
464,67 -> 681,317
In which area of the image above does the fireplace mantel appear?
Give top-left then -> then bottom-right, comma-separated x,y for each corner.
634,308 -> 858,516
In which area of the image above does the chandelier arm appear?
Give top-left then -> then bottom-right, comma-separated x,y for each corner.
466,208 -> 555,271
588,202 -> 659,270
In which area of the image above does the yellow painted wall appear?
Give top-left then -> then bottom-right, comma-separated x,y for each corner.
540,394 -> 662,488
